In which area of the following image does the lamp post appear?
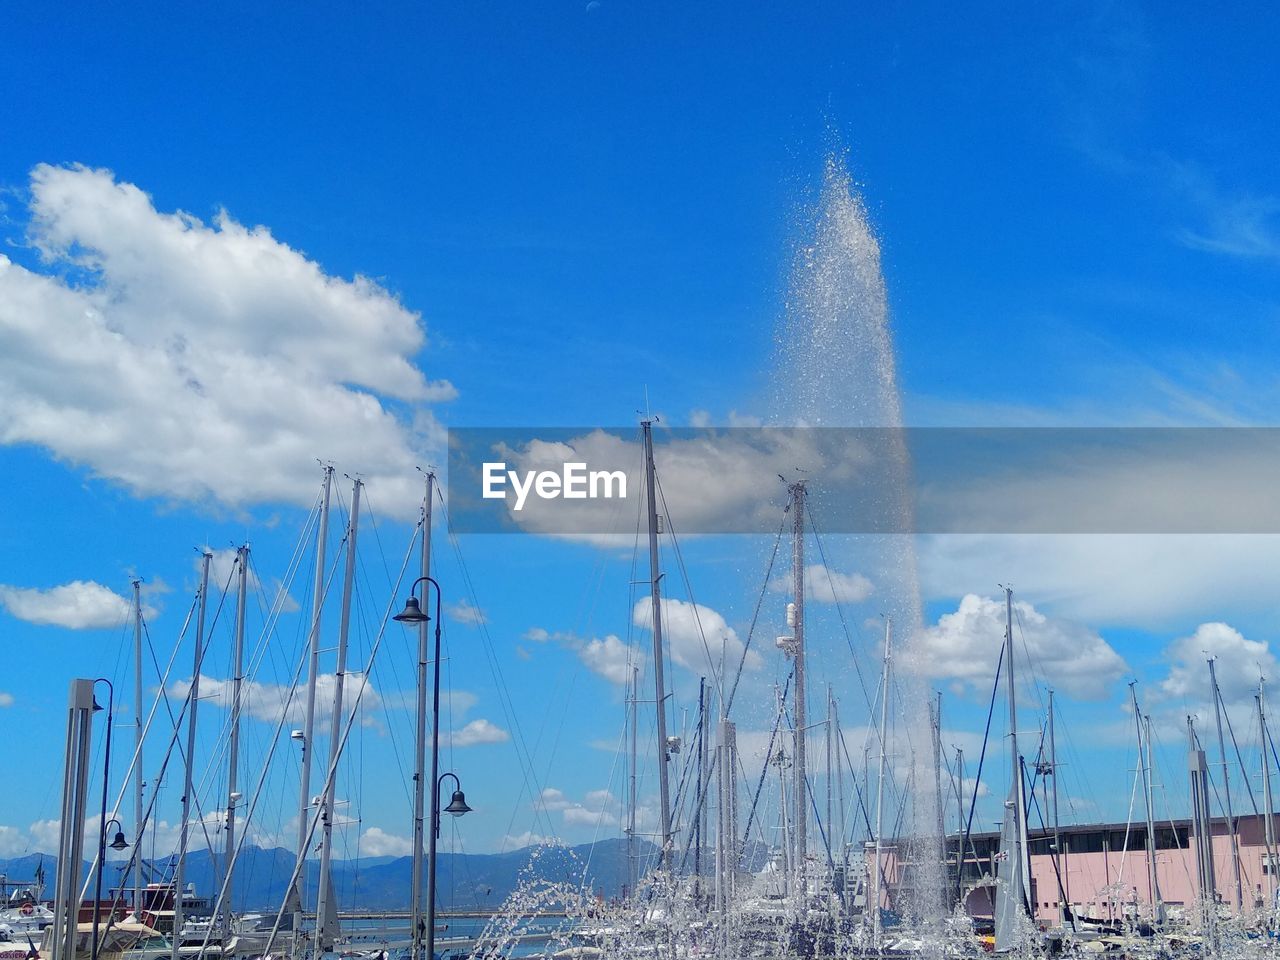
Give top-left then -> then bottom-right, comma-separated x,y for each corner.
90,679 -> 129,960
432,771 -> 472,953
394,578 -> 472,960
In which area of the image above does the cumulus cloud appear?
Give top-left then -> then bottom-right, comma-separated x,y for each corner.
502,830 -> 552,849
0,824 -> 26,858
0,579 -> 153,629
632,597 -> 762,676
579,635 -> 639,685
770,563 -> 874,604
0,164 -> 453,518
446,599 -> 487,626
912,593 -> 1128,701
536,787 -> 621,828
447,718 -> 509,747
1155,622 -> 1278,715
920,533 -> 1280,628
360,827 -> 412,857
0,692 -> 13,707
169,671 -> 384,727
523,626 -> 641,686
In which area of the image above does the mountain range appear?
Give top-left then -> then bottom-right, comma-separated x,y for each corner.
0,837 -> 657,912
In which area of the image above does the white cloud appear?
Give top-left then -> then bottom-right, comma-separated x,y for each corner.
536,788 -> 572,813
360,826 -> 412,857
578,635 -> 639,685
0,579 -> 152,629
0,825 -> 27,857
445,599 -> 487,626
523,625 -> 641,686
912,593 -> 1128,701
0,164 -> 453,518
502,831 -> 552,849
0,692 -> 13,707
537,787 -> 622,828
168,671 -> 384,727
920,534 -> 1280,629
632,597 -> 762,676
1155,622 -> 1278,715
447,718 -> 509,747
770,563 -> 873,604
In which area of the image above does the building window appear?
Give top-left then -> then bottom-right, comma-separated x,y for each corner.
1264,854 -> 1280,876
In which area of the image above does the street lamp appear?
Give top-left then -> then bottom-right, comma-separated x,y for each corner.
394,578 -> 473,960
91,679 -> 129,960
438,773 -> 472,824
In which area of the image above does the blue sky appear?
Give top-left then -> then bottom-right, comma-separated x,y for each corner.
3,1 -> 1280,882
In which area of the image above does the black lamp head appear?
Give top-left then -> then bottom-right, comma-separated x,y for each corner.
109,830 -> 129,851
393,595 -> 430,624
444,789 -> 472,817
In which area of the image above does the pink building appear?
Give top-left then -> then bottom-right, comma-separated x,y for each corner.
875,813 -> 1279,924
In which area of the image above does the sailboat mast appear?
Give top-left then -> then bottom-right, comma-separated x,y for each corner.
790,481 -> 808,887
410,472 -> 434,960
1208,657 -> 1244,909
314,479 -> 361,955
628,664 -> 638,894
1048,689 -> 1065,924
835,697 -> 846,880
701,675 -> 711,896
932,690 -> 945,902
826,686 -> 834,875
132,579 -> 144,919
172,551 -> 211,960
223,545 -> 249,934
1130,683 -> 1161,923
1259,682 -> 1277,908
1005,587 -> 1031,912
293,465 -> 332,932
1187,716 -> 1217,940
641,420 -> 673,870
955,746 -> 965,891
872,617 -> 891,946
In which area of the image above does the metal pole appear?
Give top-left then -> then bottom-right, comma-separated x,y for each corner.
790,482 -> 807,890
835,697 -> 846,886
424,580 -> 445,960
223,545 -> 248,936
628,664 -> 638,895
411,473 -> 434,960
1142,714 -> 1163,925
91,681 -> 114,960
132,580 -> 144,919
827,686 -> 834,876
695,677 -> 706,894
294,465 -> 332,933
642,420 -> 673,870
872,618 -> 891,947
1188,717 -> 1217,943
314,480 -> 361,955
1005,587 -> 1031,913
1208,657 -> 1244,909
1048,689 -> 1064,925
1258,684 -> 1277,908
53,680 -> 96,960
955,747 -> 965,906
932,690 -> 945,906
171,552 -> 211,960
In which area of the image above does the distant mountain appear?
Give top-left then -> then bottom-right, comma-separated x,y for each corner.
0,838 -> 659,912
